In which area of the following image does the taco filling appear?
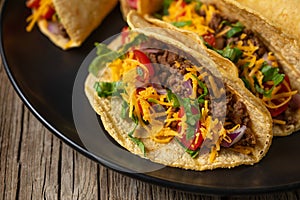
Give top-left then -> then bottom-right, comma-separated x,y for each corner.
88,35 -> 257,162
153,0 -> 298,128
26,0 -> 69,40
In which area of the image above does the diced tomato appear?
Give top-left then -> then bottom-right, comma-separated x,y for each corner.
133,50 -> 155,76
268,75 -> 291,117
178,106 -> 184,118
179,121 -> 204,151
180,1 -> 187,7
127,0 -> 138,9
42,6 -> 55,20
202,33 -> 216,47
26,0 -> 40,9
133,50 -> 155,82
177,106 -> 203,150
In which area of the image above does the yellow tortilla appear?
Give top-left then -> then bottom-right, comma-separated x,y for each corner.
127,0 -> 300,136
84,24 -> 272,170
119,0 -> 162,19
34,0 -> 118,50
234,0 -> 300,45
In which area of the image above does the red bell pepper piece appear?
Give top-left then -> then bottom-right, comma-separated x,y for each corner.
177,106 -> 204,151
202,33 -> 216,47
133,50 -> 155,82
269,75 -> 291,117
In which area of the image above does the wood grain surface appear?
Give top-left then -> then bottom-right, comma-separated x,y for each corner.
1,5 -> 300,200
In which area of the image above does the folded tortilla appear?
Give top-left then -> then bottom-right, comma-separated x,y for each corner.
27,0 -> 118,50
123,1 -> 300,137
84,23 -> 272,170
234,0 -> 300,45
119,0 -> 162,19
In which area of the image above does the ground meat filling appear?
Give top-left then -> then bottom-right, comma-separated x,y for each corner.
46,18 -> 70,39
225,91 -> 256,147
145,49 -> 256,147
206,12 -> 267,57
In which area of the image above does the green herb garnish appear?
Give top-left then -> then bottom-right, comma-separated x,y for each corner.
194,1 -> 202,12
121,100 -> 128,119
172,20 -> 192,28
175,138 -> 199,158
89,44 -> 120,76
241,77 -> 251,90
128,116 -> 146,156
192,74 -> 208,103
163,0 -> 173,15
88,34 -> 147,76
167,89 -> 180,108
181,98 -> 200,140
226,22 -> 244,38
217,45 -> 243,63
93,81 -> 123,97
261,63 -> 285,86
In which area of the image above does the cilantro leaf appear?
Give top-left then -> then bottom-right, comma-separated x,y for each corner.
181,98 -> 200,140
94,82 -> 124,97
128,122 -> 146,156
128,134 -> 146,156
163,0 -> 173,15
261,63 -> 285,86
175,138 -> 199,158
192,74 -> 208,102
89,45 -> 120,76
167,89 -> 180,108
89,34 -> 147,76
217,45 -> 243,63
226,22 -> 244,38
172,20 -> 192,28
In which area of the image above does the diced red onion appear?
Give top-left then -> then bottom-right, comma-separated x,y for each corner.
126,0 -> 137,9
47,22 -> 60,35
183,80 -> 193,96
262,52 -> 273,66
139,48 -> 160,53
290,94 -> 300,109
221,125 -> 247,147
154,86 -> 167,95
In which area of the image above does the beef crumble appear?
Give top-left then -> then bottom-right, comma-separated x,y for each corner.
145,49 -> 256,147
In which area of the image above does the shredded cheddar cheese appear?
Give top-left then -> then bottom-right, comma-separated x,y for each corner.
162,0 -> 214,36
26,0 -> 53,32
151,127 -> 178,143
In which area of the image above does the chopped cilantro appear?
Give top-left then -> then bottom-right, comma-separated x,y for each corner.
172,20 -> 192,27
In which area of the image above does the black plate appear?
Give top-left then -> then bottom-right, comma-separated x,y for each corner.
1,0 -> 300,195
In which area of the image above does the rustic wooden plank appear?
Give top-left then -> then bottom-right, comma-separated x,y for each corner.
17,109 -> 60,200
102,168 -> 223,200
60,143 -> 99,199
0,62 -> 23,200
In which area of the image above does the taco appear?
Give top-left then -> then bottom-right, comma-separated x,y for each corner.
122,0 -> 300,137
119,0 -> 162,19
84,27 -> 272,171
25,0 -> 118,50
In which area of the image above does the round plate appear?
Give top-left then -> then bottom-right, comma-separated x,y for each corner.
1,0 -> 300,195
